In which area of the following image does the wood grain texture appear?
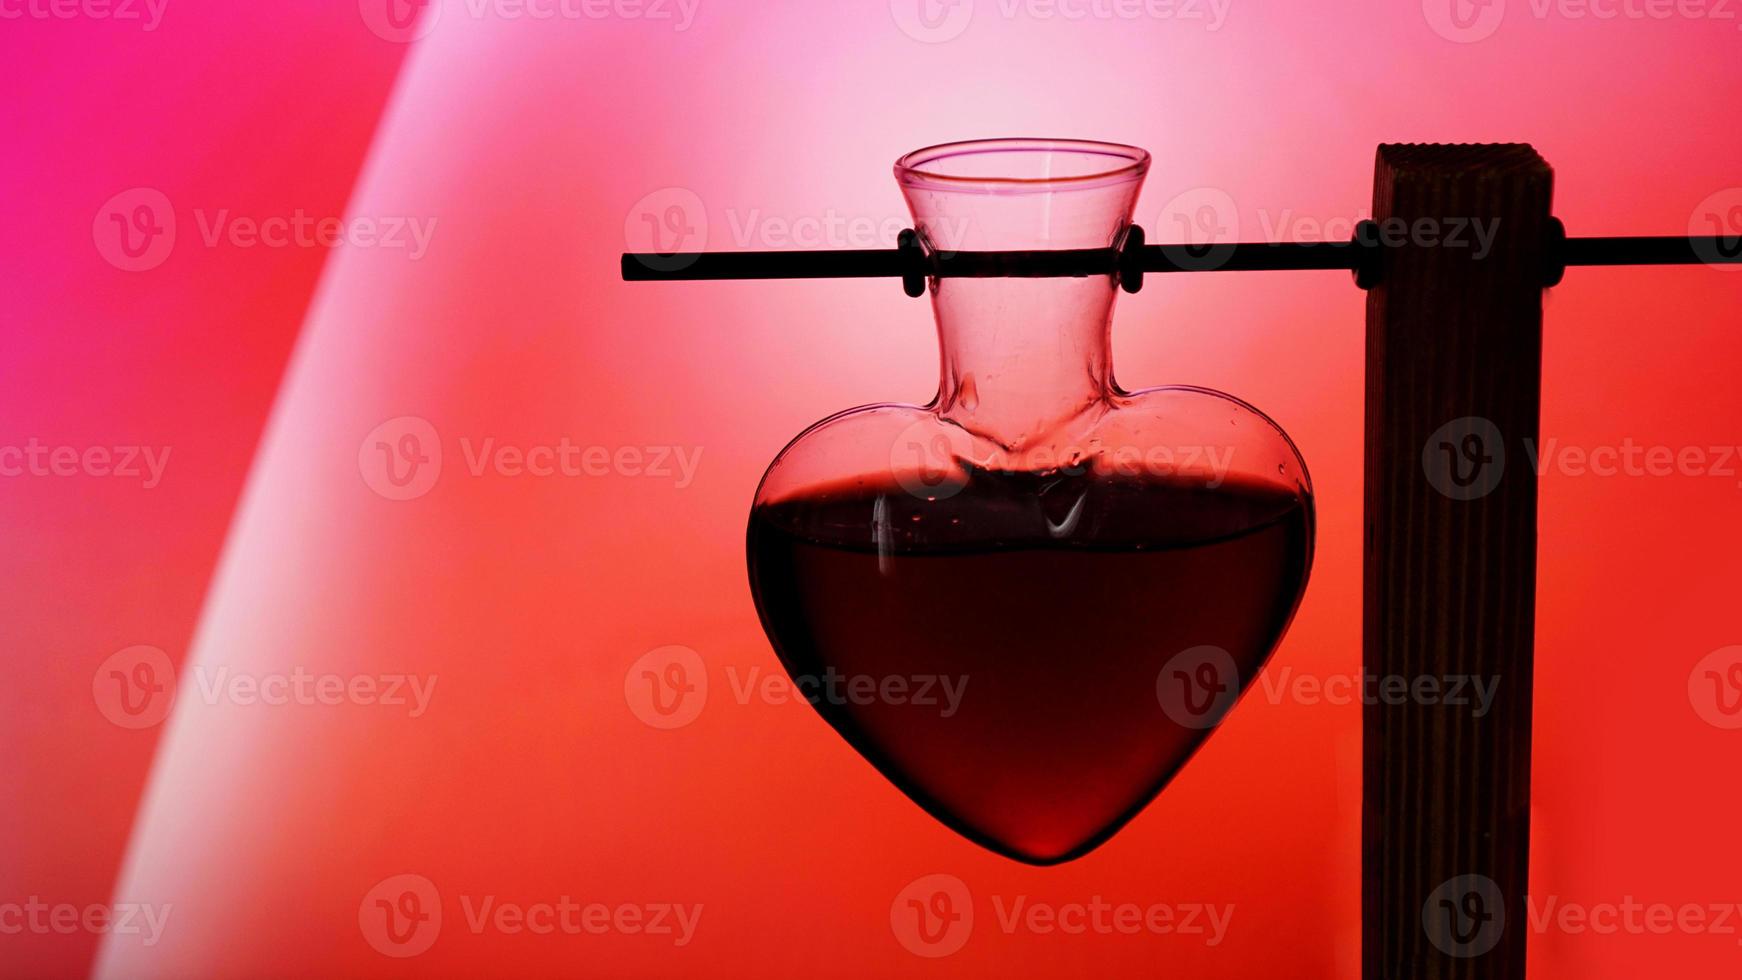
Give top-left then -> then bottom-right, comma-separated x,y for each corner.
1363,144 -> 1552,980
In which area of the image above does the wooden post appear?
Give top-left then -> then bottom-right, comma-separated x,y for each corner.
1363,144 -> 1551,980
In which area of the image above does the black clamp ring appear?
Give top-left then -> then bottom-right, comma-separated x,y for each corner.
1542,217 -> 1568,287
897,228 -> 928,298
1119,224 -> 1146,294
1352,219 -> 1383,290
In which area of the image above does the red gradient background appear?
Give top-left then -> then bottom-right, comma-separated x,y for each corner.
3,1 -> 1740,976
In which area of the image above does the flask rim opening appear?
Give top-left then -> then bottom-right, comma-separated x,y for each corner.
896,138 -> 1151,191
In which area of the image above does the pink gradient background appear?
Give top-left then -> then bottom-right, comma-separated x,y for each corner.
3,0 -> 1740,976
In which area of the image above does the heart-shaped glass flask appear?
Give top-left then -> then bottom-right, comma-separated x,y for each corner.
747,139 -> 1314,864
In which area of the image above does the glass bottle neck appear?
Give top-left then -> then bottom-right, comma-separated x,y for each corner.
895,139 -> 1148,452
931,276 -> 1118,450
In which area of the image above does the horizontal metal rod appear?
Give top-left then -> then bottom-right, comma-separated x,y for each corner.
1561,235 -> 1739,266
622,248 -> 912,281
620,232 -> 1742,286
620,241 -> 1359,281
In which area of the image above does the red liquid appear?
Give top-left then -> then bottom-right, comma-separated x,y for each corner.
747,469 -> 1312,864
